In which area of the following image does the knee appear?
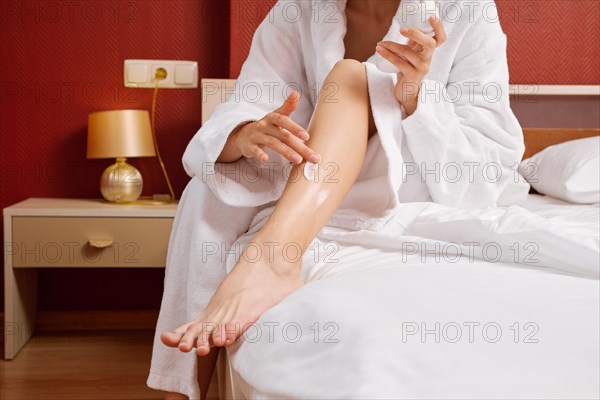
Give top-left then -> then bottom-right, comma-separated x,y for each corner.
329,59 -> 367,81
333,58 -> 364,70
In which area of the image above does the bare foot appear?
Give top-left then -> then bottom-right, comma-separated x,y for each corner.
160,240 -> 303,356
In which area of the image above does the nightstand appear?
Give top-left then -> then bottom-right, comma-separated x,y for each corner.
3,198 -> 178,359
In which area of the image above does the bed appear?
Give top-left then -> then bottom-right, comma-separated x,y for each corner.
201,80 -> 600,399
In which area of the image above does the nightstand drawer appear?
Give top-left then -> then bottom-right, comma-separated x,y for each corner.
11,217 -> 173,267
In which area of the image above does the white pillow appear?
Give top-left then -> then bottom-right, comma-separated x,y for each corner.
519,136 -> 600,204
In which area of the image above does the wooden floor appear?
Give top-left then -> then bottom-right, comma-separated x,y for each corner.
0,330 -> 164,399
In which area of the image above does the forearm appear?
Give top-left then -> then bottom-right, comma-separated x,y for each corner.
216,122 -> 253,163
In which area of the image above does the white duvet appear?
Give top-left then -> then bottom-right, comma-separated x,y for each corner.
227,195 -> 600,399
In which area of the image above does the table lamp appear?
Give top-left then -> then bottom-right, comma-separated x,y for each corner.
87,110 -> 156,203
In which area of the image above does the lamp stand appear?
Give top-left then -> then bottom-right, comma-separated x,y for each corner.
100,157 -> 143,203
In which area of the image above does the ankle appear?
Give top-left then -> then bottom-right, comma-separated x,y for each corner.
241,237 -> 303,276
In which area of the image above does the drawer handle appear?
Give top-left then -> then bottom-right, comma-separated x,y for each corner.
88,240 -> 114,249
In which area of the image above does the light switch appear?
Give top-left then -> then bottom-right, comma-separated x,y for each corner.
127,63 -> 148,83
175,64 -> 197,85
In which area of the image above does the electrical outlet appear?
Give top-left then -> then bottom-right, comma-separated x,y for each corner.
124,59 -> 198,89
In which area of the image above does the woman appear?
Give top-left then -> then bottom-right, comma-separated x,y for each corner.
148,0 -> 525,398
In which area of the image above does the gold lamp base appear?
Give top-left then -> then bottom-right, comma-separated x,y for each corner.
100,157 -> 143,203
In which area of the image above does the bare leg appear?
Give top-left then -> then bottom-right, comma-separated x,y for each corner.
161,59 -> 375,356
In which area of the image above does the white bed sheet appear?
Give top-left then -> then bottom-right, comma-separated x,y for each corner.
225,195 -> 600,399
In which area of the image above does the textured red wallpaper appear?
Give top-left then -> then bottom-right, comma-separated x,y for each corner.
499,0 -> 600,85
0,0 -> 229,310
229,0 -> 600,84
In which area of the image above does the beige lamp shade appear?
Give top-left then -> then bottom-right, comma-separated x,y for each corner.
87,110 -> 156,159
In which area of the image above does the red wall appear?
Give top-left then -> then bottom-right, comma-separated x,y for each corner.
1,0 -> 599,312
0,0 -> 229,310
228,0 -> 600,84
500,0 -> 599,85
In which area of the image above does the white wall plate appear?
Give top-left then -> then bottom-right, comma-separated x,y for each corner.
124,59 -> 198,89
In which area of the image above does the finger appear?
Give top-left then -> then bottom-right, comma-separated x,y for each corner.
275,90 -> 301,117
400,27 -> 436,53
378,41 -> 422,68
267,112 -> 309,141
248,145 -> 269,163
375,44 -> 417,75
263,138 -> 303,164
431,15 -> 447,46
264,126 -> 321,164
407,40 -> 426,57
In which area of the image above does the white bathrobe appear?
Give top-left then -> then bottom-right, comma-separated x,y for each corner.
148,0 -> 528,397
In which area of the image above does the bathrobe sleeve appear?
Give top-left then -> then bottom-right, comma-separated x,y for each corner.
401,9 -> 526,208
181,0 -> 311,207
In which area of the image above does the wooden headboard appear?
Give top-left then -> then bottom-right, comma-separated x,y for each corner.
523,128 -> 600,159
201,79 -> 600,159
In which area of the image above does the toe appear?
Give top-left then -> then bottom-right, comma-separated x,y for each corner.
224,321 -> 241,346
160,323 -> 190,347
212,322 -> 227,347
160,331 -> 183,347
196,339 -> 211,356
179,324 -> 201,352
196,321 -> 217,356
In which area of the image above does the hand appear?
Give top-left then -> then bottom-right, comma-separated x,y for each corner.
233,91 -> 321,164
375,15 -> 447,115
